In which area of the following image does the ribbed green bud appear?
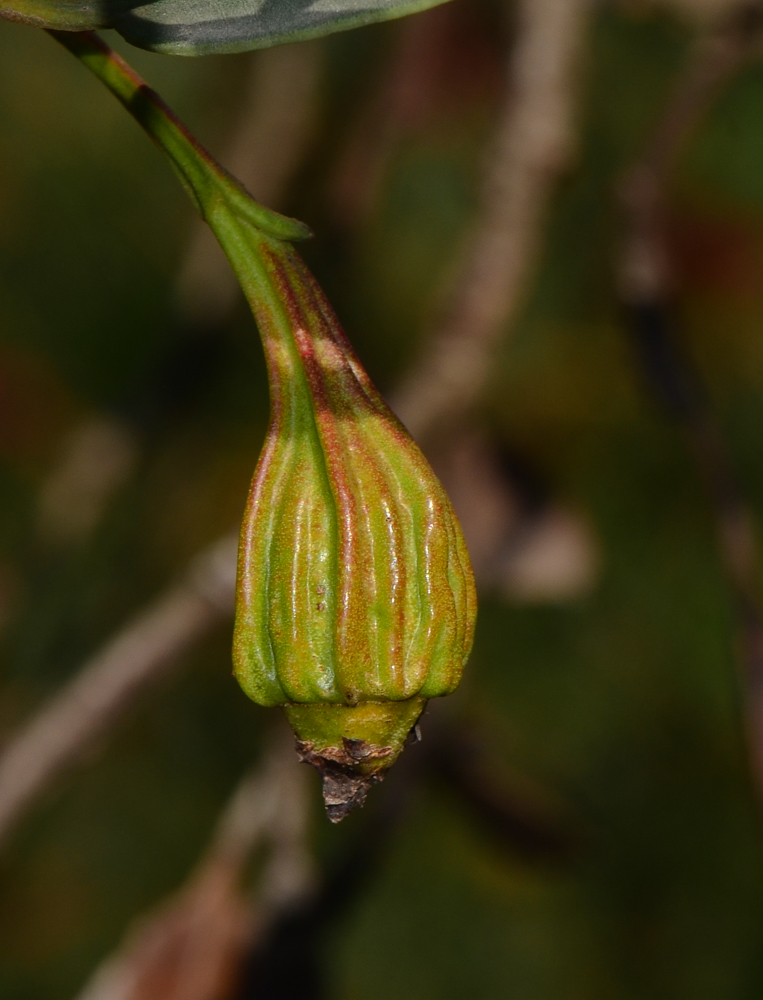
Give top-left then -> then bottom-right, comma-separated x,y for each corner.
232,237 -> 477,820
50,30 -> 475,822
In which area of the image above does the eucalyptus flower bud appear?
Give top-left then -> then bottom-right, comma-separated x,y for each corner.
232,237 -> 476,820
50,29 -> 474,822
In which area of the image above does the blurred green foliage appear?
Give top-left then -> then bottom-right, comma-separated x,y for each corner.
2,3 -> 763,998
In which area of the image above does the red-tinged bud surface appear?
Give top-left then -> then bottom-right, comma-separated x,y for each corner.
232,236 -> 476,820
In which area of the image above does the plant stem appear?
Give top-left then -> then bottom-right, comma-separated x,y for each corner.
47,28 -> 314,414
47,29 -> 311,243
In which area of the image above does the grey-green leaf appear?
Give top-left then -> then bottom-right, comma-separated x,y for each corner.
2,0 -> 453,54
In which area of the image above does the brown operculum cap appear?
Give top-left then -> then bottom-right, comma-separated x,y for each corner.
295,737 -> 397,822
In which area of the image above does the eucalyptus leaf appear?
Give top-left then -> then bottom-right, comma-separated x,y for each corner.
2,0 -> 453,54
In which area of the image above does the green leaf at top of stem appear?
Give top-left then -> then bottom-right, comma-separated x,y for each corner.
6,0 -> 453,55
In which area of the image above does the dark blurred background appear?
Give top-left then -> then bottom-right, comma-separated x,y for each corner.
3,1 -> 763,997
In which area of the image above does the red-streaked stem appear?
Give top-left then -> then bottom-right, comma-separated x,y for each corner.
47,29 -> 311,243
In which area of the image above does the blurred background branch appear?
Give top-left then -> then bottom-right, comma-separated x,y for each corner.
389,0 -> 590,442
384,0 -> 600,601
0,532 -> 237,851
74,724 -> 314,1000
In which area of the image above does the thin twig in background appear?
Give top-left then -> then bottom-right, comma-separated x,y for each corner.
658,0 -> 748,26
357,0 -> 597,596
619,1 -> 763,306
237,765 -> 412,1000
616,2 -> 763,788
379,0 -> 599,600
0,532 -> 237,852
389,0 -> 591,443
427,422 -> 600,598
37,416 -> 139,547
74,723 -> 314,1000
327,0 -> 501,231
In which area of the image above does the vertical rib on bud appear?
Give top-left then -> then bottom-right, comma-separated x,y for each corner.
232,236 -> 476,820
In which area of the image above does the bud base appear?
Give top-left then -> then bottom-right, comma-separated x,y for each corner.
284,698 -> 426,822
